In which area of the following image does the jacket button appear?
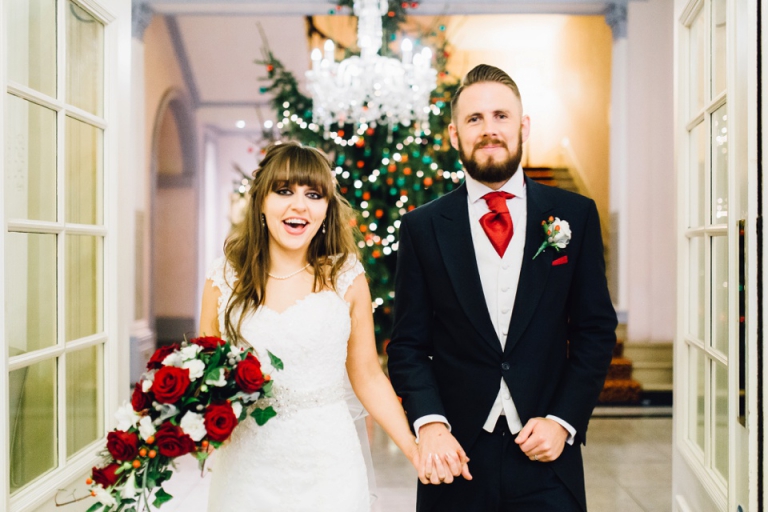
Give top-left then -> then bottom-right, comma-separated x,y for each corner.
501,363 -> 510,371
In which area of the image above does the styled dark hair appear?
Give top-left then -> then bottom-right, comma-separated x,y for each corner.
451,64 -> 522,121
222,141 -> 359,343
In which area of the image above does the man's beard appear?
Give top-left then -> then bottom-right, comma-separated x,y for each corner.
458,132 -> 523,184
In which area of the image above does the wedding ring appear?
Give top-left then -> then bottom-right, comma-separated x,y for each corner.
533,454 -> 538,461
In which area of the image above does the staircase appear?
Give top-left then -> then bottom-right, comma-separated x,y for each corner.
524,168 -> 641,405
599,324 -> 642,404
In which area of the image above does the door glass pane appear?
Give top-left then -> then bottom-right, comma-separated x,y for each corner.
712,105 -> 728,223
65,117 -> 103,225
9,358 -> 57,493
711,235 -> 729,354
5,233 -> 57,355
66,344 -> 103,458
4,95 -> 57,222
688,236 -> 705,340
690,121 -> 707,228
7,0 -> 56,97
65,235 -> 103,341
688,345 -> 705,452
713,360 -> 729,480
711,0 -> 727,97
66,2 -> 104,116
689,9 -> 706,115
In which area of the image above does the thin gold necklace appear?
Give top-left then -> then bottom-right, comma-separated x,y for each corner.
268,263 -> 310,280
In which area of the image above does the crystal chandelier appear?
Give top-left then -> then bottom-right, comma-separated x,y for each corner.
305,0 -> 437,130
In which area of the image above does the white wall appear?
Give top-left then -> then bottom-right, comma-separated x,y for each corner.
625,0 -> 675,344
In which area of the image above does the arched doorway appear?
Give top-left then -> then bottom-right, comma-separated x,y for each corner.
150,90 -> 199,346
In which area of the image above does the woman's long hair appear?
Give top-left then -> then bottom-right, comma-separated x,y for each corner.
222,141 -> 359,343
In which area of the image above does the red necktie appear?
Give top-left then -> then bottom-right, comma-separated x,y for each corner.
480,191 -> 515,257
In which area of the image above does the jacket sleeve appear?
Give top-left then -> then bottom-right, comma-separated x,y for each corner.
386,215 -> 446,427
547,200 -> 617,443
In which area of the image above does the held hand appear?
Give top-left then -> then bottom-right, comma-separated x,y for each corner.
514,417 -> 568,463
417,423 -> 472,485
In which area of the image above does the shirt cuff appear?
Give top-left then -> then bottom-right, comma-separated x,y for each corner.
546,415 -> 576,445
413,415 -> 451,444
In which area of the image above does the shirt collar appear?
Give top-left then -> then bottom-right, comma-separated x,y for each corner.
465,164 -> 527,204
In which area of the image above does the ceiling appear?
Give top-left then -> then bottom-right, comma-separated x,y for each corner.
141,0 -> 622,134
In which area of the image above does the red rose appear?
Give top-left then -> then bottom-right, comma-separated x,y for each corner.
204,402 -> 238,442
152,366 -> 190,404
234,353 -> 265,394
191,336 -> 226,350
155,423 -> 196,457
147,344 -> 179,370
131,382 -> 151,412
106,430 -> 139,461
91,463 -> 122,488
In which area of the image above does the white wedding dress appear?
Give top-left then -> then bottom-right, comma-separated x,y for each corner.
205,256 -> 371,511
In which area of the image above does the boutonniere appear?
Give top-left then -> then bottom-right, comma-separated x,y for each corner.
533,216 -> 571,259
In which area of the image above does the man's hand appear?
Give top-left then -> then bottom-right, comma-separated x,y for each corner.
515,417 -> 568,462
417,423 -> 472,485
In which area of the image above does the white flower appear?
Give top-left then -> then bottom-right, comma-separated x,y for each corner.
115,403 -> 141,431
162,351 -> 183,368
153,402 -> 178,424
227,346 -> 244,359
183,359 -> 206,381
181,344 -> 202,361
138,415 -> 156,440
547,218 -> 572,249
205,367 -> 227,387
232,401 -> 243,419
142,379 -> 153,393
120,472 -> 139,500
93,485 -> 117,507
180,411 -> 207,442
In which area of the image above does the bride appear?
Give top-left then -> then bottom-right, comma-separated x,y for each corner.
200,141 -> 418,511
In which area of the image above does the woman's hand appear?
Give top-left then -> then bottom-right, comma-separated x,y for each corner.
407,440 -> 421,472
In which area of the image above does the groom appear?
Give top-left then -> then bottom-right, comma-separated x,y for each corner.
387,64 -> 617,511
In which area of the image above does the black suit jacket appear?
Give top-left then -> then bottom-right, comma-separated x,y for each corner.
387,177 -> 617,511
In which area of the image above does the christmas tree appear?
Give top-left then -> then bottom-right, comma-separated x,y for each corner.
249,1 -> 462,349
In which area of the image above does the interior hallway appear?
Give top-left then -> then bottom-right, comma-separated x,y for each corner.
156,415 -> 672,511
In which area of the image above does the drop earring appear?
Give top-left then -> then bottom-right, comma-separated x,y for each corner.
261,214 -> 266,228
322,221 -> 326,234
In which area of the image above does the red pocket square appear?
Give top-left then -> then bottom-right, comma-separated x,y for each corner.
552,255 -> 568,266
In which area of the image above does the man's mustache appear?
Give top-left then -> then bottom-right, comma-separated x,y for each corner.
474,138 -> 508,151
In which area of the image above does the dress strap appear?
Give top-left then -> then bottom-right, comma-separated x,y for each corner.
206,256 -> 237,313
335,254 -> 365,300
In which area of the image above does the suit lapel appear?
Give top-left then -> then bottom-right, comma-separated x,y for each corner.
504,178 -> 555,355
433,185 -> 502,355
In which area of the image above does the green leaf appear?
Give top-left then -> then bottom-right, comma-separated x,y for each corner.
86,504 -> 105,512
251,406 -> 277,426
267,351 -> 284,371
152,488 -> 174,508
261,380 -> 274,397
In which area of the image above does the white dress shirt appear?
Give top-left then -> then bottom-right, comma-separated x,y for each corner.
414,168 -> 575,444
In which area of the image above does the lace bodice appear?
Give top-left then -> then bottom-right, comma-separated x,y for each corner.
205,255 -> 371,511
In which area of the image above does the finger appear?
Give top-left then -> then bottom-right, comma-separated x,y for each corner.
444,452 -> 462,477
433,454 -> 447,481
429,457 -> 442,486
420,452 -> 432,483
515,418 -> 537,445
461,461 -> 473,481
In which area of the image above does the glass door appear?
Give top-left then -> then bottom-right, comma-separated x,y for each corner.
2,1 -> 123,510
674,0 -> 756,510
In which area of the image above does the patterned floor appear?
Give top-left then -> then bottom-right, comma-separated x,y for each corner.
156,416 -> 672,511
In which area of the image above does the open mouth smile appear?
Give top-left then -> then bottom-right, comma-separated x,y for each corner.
282,217 -> 310,235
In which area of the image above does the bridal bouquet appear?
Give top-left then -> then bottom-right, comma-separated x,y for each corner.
85,336 -> 282,511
